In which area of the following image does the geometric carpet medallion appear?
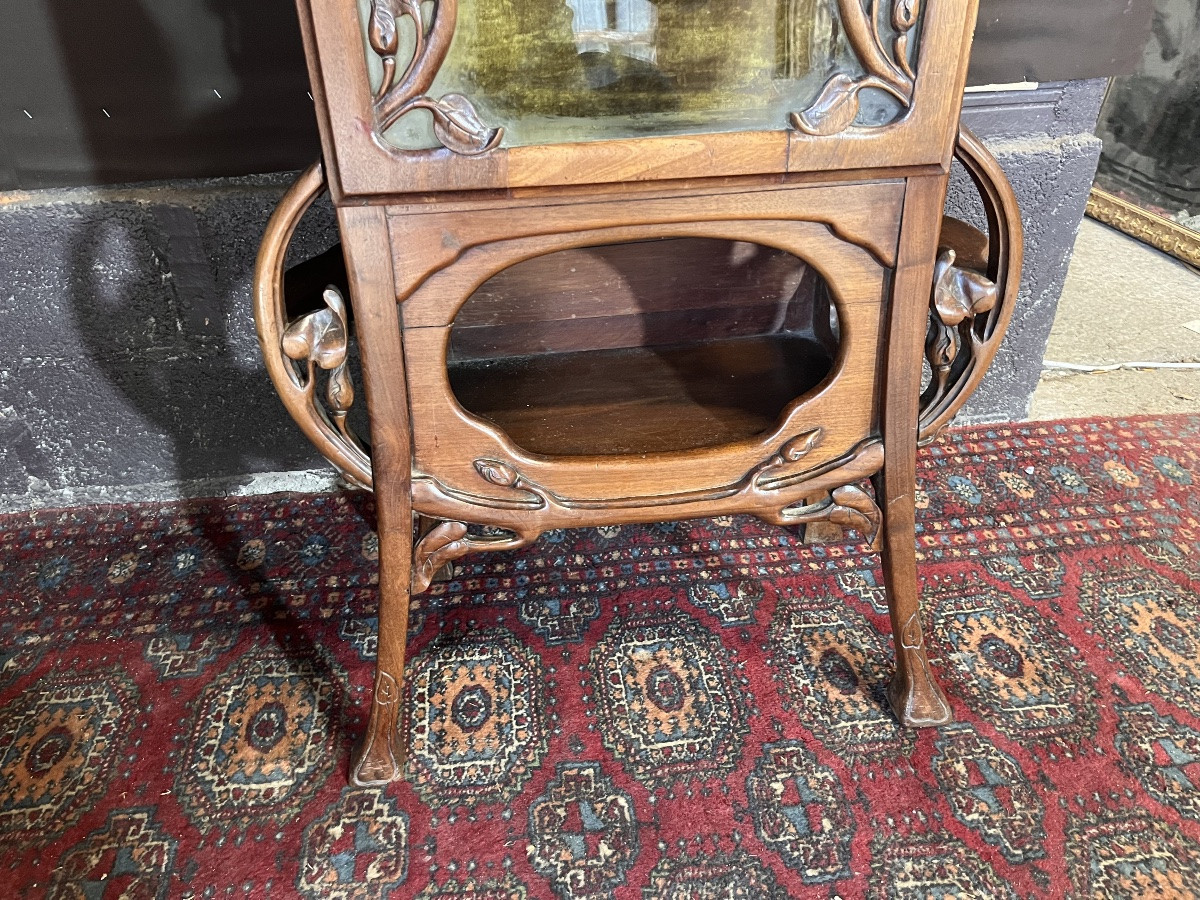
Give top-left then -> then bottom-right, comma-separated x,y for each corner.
0,668 -> 139,848
407,628 -> 549,807
174,647 -> 340,833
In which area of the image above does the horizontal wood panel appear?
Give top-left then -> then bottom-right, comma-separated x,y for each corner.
450,303 -> 806,359
391,181 -> 904,327
447,335 -> 836,456
453,238 -> 808,326
506,131 -> 790,189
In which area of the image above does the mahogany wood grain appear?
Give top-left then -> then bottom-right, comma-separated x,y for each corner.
449,335 -> 835,456
453,238 -> 808,327
449,237 -> 815,359
337,204 -> 413,786
449,303 -> 802,360
874,174 -> 954,726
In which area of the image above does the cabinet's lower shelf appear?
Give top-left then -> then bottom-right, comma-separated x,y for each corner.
447,333 -> 835,456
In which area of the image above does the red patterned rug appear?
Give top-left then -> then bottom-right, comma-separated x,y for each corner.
3,415 -> 1200,898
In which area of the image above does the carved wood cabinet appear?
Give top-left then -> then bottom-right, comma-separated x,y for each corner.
254,0 -> 1022,786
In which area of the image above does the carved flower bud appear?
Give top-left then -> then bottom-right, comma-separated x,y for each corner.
475,459 -> 520,487
369,1 -> 399,56
327,364 -> 355,413
893,0 -> 919,31
282,289 -> 349,371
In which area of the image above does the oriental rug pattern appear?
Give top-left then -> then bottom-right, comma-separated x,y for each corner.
2,415 -> 1200,897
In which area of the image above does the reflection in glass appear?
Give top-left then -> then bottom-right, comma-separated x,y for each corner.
364,0 -> 916,148
566,0 -> 657,65
1095,1 -> 1200,229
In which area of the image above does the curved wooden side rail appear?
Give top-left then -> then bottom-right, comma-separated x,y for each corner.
253,162 -> 374,489
918,126 -> 1024,445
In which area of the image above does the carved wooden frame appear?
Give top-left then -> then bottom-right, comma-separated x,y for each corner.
292,0 -> 978,200
1087,187 -> 1200,269
919,127 -> 1024,444
393,181 -> 899,491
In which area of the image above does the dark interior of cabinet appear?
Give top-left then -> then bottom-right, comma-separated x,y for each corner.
447,237 -> 840,455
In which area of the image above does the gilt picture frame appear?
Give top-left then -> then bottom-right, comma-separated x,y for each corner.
1089,0 -> 1200,268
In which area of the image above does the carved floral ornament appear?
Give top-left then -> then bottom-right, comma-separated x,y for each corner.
364,0 -> 920,154
918,246 -> 1001,443
267,293 -> 885,593
793,0 -> 921,135
367,0 -> 503,155
407,430 -> 885,592
280,286 -> 372,488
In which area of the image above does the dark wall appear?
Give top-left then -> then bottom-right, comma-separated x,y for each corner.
0,0 -> 1152,190
0,0 -> 319,190
969,0 -> 1155,84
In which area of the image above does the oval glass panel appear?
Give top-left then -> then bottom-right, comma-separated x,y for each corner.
447,237 -> 841,456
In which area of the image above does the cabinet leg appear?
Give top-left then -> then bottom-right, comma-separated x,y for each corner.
339,202 -> 414,786
872,469 -> 952,727
874,173 -> 953,727
350,501 -> 412,786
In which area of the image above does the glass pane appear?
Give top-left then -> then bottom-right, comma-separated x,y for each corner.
1094,3 -> 1200,229
360,0 -> 921,148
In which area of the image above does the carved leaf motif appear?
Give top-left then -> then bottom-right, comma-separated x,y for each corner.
899,611 -> 926,651
371,0 -> 502,155
755,429 -> 826,489
368,0 -> 399,56
828,484 -> 882,546
375,670 -> 398,704
323,286 -> 349,323
282,307 -> 347,371
780,428 -> 823,462
791,74 -> 862,136
412,521 -> 469,594
395,0 -> 423,29
793,0 -> 916,135
927,321 -> 958,371
474,459 -> 520,487
429,94 -> 503,156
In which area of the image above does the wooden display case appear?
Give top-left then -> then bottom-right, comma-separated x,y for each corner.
254,0 -> 1022,786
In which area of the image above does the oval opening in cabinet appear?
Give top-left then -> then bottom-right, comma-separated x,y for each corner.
447,237 -> 841,456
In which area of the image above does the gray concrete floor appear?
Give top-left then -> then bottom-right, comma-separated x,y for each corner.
1029,218 -> 1200,420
